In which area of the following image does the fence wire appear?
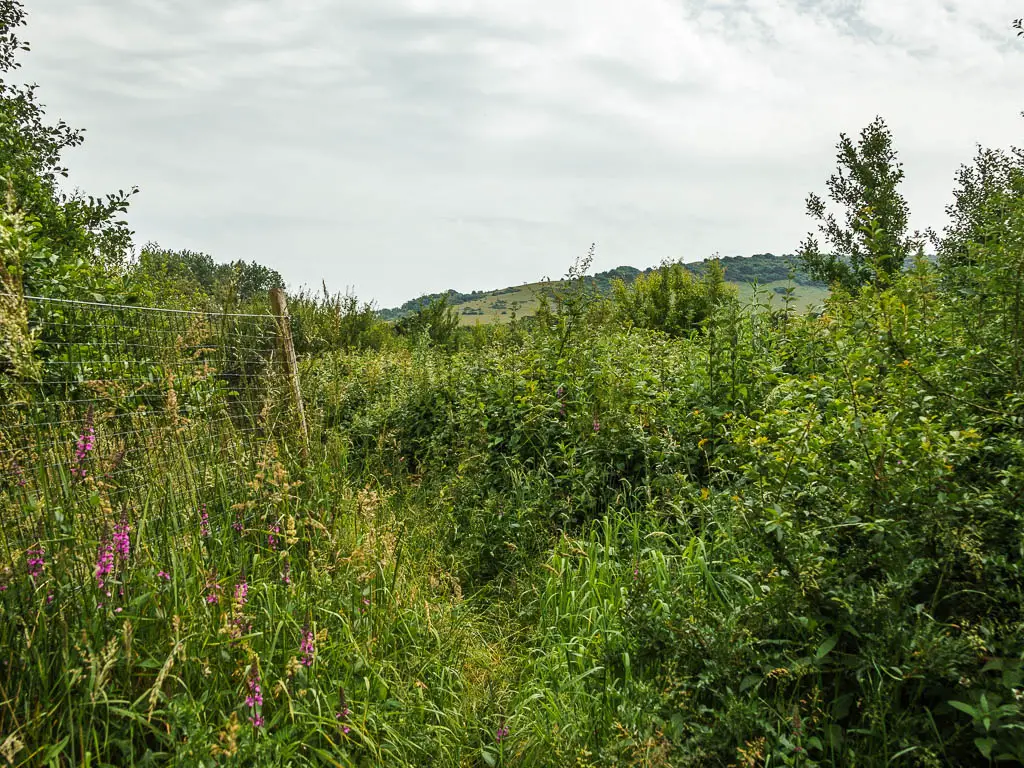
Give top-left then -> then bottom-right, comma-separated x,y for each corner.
0,293 -> 293,568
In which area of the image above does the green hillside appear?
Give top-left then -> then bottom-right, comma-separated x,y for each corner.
379,253 -> 829,325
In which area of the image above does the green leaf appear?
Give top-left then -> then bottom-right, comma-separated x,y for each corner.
481,748 -> 497,767
815,635 -> 839,660
740,674 -> 760,692
974,737 -> 996,759
949,700 -> 980,719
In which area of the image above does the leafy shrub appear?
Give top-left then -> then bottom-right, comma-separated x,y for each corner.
612,260 -> 737,337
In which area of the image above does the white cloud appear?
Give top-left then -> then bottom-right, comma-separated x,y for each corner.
14,0 -> 1024,306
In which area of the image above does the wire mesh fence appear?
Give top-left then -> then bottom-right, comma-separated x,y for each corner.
0,292 -> 297,575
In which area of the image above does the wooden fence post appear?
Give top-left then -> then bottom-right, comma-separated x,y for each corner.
270,288 -> 310,458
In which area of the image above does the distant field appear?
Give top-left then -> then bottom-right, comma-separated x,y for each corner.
453,282 -> 552,325
454,279 -> 830,326
733,280 -> 830,312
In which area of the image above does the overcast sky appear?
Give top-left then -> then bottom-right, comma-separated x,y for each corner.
16,0 -> 1024,307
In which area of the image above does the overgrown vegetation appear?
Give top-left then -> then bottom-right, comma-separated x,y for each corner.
2,4 -> 1024,766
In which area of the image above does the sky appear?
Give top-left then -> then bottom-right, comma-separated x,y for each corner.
15,0 -> 1024,307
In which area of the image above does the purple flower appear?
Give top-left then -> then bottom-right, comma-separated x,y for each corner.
113,516 -> 131,562
157,570 -> 171,581
281,561 -> 291,586
11,460 -> 26,488
268,525 -> 280,550
592,419 -> 600,433
299,626 -> 315,667
246,666 -> 264,728
234,579 -> 248,605
73,411 -> 96,479
232,509 -> 244,533
336,706 -> 351,735
496,723 -> 510,743
95,538 -> 114,594
26,545 -> 45,580
204,572 -> 222,605
199,505 -> 210,539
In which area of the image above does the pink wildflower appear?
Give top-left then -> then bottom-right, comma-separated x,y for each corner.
299,625 -> 315,667
336,706 -> 351,735
11,459 -> 26,488
73,411 -> 96,479
203,572 -> 222,605
113,516 -> 131,562
199,504 -> 210,539
95,538 -> 114,594
246,666 -> 264,728
268,525 -> 280,550
26,545 -> 45,580
281,560 -> 291,586
157,570 -> 171,581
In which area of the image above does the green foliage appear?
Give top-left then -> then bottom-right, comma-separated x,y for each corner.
0,1 -> 135,300
799,116 -> 917,290
939,144 -> 1024,272
611,259 -> 738,337
299,186 -> 1024,763
289,285 -> 394,355
0,192 -> 40,379
131,245 -> 284,310
393,295 -> 460,348
377,288 -> 480,321
689,253 -> 824,287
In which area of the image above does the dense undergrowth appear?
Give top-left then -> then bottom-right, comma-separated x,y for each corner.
297,236 -> 1024,765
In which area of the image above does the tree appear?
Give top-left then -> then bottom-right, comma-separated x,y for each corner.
798,117 -> 916,290
132,245 -> 284,308
939,144 -> 1024,271
394,295 -> 459,348
611,258 -> 737,337
0,0 -> 136,299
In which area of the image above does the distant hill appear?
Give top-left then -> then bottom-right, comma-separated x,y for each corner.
378,253 -> 828,325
